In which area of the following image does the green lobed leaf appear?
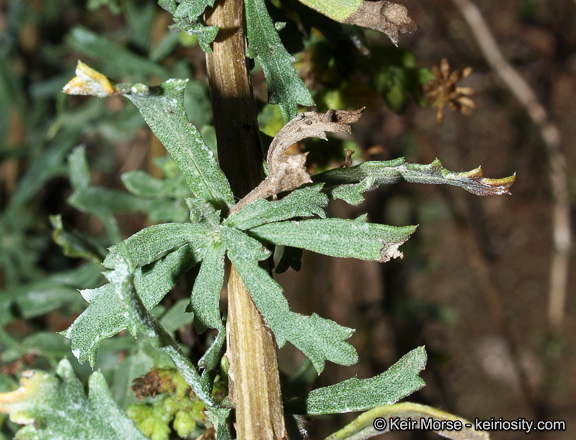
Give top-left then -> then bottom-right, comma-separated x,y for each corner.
171,21 -> 219,53
121,79 -> 234,211
314,158 -> 516,204
63,245 -> 201,366
100,250 -> 228,423
103,223 -> 211,269
220,225 -> 271,262
285,346 -> 427,415
224,184 -> 328,230
0,359 -> 148,440
159,0 -> 218,52
225,241 -> 358,373
244,0 -> 314,121
190,241 -> 226,333
248,218 -> 416,263
329,176 -> 376,206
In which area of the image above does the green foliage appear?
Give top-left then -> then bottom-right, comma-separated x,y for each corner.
62,244 -> 201,366
127,368 -> 216,440
223,183 -> 328,230
0,2 -> 515,438
121,80 -> 234,212
226,238 -> 359,372
248,219 -> 416,262
286,346 -> 426,415
0,359 -> 148,440
158,0 -> 218,52
245,0 -> 315,121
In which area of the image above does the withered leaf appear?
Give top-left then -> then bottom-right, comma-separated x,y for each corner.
344,1 -> 419,46
230,109 -> 364,214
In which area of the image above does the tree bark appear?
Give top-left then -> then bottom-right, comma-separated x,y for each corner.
205,0 -> 286,438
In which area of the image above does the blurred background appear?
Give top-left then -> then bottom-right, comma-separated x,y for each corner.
0,0 -> 574,439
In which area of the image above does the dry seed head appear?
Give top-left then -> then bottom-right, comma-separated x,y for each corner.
424,58 -> 476,124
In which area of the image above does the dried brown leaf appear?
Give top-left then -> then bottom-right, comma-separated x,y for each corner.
344,1 -> 419,46
230,109 -> 364,214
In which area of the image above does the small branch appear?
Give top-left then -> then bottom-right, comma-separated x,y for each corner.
451,0 -> 571,333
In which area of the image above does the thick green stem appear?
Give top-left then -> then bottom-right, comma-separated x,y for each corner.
205,0 -> 286,438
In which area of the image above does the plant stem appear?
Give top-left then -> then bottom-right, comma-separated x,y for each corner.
205,0 -> 286,438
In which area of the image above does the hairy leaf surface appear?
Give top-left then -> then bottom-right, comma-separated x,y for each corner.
285,346 -> 426,415
63,68 -> 234,211
190,241 -> 226,333
0,359 -> 148,440
224,184 -> 328,230
122,79 -> 234,210
226,246 -> 358,373
249,219 -> 416,262
245,0 -> 314,121
63,245 -> 201,365
103,223 -> 210,269
159,0 -> 218,52
314,158 -> 516,205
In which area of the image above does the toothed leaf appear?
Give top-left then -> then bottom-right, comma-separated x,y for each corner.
121,79 -> 234,210
245,0 -> 314,121
159,0 -> 218,52
285,346 -> 426,415
0,359 -> 148,440
103,223 -> 211,269
226,247 -> 358,373
314,158 -> 516,204
63,245 -> 201,366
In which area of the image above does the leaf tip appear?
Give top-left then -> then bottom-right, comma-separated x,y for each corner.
63,61 -> 118,97
379,225 -> 417,262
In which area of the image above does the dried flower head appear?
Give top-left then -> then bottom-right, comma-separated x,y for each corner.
424,58 -> 475,124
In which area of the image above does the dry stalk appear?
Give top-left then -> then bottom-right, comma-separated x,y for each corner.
205,0 -> 286,437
